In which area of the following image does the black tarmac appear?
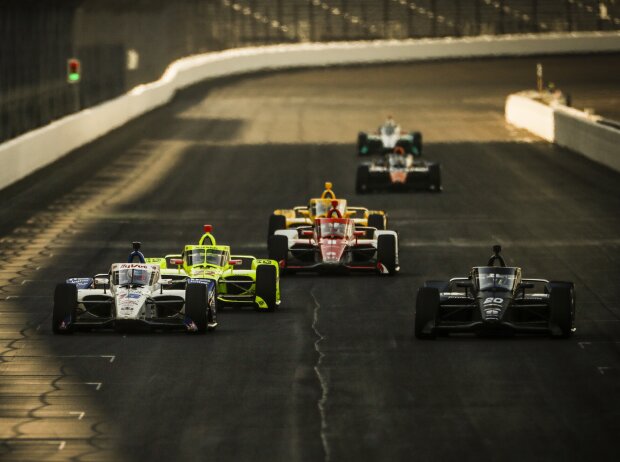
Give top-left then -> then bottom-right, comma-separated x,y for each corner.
1,54 -> 619,462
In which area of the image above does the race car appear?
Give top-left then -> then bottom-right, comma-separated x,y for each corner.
268,201 -> 399,275
414,246 -> 575,339
52,243 -> 217,334
357,117 -> 422,156
356,146 -> 442,193
147,225 -> 281,311
268,182 -> 387,237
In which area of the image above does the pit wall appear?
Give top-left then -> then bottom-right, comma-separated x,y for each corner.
2,31 -> 620,190
505,92 -> 620,173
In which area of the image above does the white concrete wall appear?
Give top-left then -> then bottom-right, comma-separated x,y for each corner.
505,93 -> 555,142
505,93 -> 620,173
2,31 -> 620,190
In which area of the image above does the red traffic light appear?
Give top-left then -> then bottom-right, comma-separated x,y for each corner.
67,58 -> 81,83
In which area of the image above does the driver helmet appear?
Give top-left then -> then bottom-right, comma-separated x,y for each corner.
133,269 -> 149,285
394,146 -> 405,155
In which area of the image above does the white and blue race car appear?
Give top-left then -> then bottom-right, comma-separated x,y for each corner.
52,243 -> 217,334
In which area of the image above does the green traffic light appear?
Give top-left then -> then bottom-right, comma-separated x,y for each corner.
68,73 -> 80,82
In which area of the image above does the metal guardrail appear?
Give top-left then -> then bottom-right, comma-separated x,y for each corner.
1,0 -> 618,143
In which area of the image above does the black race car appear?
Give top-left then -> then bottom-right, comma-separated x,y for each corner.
356,149 -> 441,193
415,246 -> 575,339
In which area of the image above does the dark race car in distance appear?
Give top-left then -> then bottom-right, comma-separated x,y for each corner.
415,246 -> 575,339
356,147 -> 441,193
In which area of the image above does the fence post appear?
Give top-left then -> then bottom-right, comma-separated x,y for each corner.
531,0 -> 539,32
475,0 -> 481,35
431,0 -> 437,36
308,0 -> 315,42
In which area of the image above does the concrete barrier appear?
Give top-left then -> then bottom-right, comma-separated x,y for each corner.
505,92 -> 620,173
2,31 -> 620,190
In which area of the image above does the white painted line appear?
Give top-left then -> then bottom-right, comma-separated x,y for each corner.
0,354 -> 116,362
86,382 -> 102,391
598,367 -> 611,375
69,411 -> 85,420
58,441 -> 66,450
578,341 -> 591,349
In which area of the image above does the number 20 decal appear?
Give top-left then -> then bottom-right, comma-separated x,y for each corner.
483,297 -> 503,305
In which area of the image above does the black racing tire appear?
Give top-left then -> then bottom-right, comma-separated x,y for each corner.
428,163 -> 442,192
368,213 -> 385,230
256,265 -> 277,312
423,280 -> 449,292
268,214 -> 286,238
268,235 -> 289,263
356,165 -> 370,194
185,283 -> 208,333
377,234 -> 397,275
549,283 -> 575,338
207,285 -> 218,330
357,132 -> 369,155
411,131 -> 423,156
53,283 -> 78,334
415,287 -> 439,339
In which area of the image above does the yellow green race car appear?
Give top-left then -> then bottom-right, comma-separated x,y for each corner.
147,225 -> 280,311
267,182 -> 387,237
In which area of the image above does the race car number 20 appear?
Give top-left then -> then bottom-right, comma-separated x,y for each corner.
483,297 -> 503,305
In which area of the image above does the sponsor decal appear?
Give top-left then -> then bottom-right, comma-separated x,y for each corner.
118,263 -> 150,269
127,293 -> 141,299
390,171 -> 407,184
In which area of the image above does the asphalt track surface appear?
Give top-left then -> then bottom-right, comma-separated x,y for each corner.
1,54 -> 619,462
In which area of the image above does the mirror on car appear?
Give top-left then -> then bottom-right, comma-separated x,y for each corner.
353,230 -> 365,237
169,258 -> 183,266
228,259 -> 242,266
456,280 -> 474,288
302,230 -> 313,237
518,282 -> 535,289
94,277 -> 109,286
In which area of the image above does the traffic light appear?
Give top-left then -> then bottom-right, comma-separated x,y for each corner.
67,58 -> 81,83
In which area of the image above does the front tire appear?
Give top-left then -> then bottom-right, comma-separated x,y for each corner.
52,283 -> 77,334
256,265 -> 277,311
377,234 -> 397,275
549,283 -> 575,338
185,283 -> 208,333
415,287 -> 438,339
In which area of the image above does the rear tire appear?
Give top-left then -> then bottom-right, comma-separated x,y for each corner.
185,283 -> 208,333
357,132 -> 369,155
377,234 -> 397,275
415,287 -> 438,339
368,213 -> 385,230
256,265 -> 277,311
549,283 -> 575,338
53,283 -> 77,334
356,165 -> 370,194
268,214 -> 286,238
268,235 -> 288,263
411,132 -> 423,156
429,163 -> 442,192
